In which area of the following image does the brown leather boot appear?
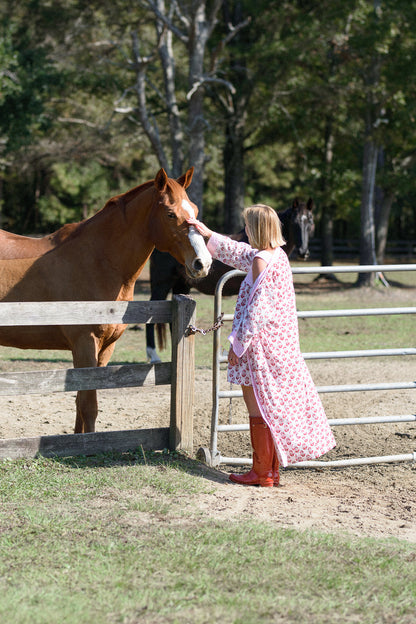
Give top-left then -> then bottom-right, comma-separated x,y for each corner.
229,416 -> 274,487
272,448 -> 280,487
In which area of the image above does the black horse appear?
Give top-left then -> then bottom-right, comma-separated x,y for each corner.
146,198 -> 314,362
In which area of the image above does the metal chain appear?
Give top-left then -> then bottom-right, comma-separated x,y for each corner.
185,313 -> 224,337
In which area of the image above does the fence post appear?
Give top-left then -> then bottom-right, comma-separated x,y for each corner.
169,294 -> 196,453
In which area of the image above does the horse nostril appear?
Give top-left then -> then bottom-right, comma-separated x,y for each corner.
192,258 -> 204,273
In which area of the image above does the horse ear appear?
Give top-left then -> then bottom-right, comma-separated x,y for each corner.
154,169 -> 168,191
292,198 -> 299,209
307,198 -> 314,210
177,167 -> 194,189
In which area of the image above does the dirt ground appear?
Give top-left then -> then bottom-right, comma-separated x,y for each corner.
0,354 -> 415,543
0,266 -> 415,543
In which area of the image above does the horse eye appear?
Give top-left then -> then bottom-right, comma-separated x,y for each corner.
167,211 -> 176,220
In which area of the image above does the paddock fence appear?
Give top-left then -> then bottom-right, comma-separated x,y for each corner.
308,239 -> 416,260
0,294 -> 196,460
198,263 -> 416,469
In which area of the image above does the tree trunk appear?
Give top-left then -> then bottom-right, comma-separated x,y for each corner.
376,191 -> 394,262
185,2 -> 223,215
320,204 -> 334,266
357,0 -> 382,287
187,84 -> 206,215
156,0 -> 183,178
223,120 -> 245,232
357,134 -> 378,286
320,118 -> 335,267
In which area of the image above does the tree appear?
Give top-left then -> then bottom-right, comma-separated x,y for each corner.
111,0 -> 244,215
349,0 -> 416,284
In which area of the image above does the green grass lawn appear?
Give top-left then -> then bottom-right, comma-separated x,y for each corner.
1,452 -> 415,624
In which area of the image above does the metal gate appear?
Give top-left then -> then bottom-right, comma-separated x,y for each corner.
198,264 -> 416,468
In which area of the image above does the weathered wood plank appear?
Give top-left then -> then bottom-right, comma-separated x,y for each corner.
0,300 -> 172,326
0,362 -> 171,395
0,296 -> 196,457
170,295 -> 196,454
0,428 -> 170,459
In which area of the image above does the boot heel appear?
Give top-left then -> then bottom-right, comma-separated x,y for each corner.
259,477 -> 274,487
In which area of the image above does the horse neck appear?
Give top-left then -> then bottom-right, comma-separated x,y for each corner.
278,208 -> 295,257
72,188 -> 156,296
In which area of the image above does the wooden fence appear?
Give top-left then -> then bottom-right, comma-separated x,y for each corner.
0,295 -> 196,460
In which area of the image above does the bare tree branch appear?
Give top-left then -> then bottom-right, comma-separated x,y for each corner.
186,76 -> 236,100
57,117 -> 100,129
141,0 -> 188,45
209,16 -> 251,74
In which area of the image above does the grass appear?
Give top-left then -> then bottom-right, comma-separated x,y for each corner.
1,452 -> 416,624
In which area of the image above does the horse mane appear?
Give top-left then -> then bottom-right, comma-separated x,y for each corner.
53,180 -> 156,246
40,180 -> 158,250
109,179 -> 155,208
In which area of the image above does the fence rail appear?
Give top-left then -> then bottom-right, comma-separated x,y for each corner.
199,263 -> 416,469
308,238 -> 416,258
0,295 -> 196,460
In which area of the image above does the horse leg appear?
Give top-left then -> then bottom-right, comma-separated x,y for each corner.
146,323 -> 160,363
75,390 -> 98,434
73,340 -> 118,433
72,333 -> 101,434
147,282 -> 174,364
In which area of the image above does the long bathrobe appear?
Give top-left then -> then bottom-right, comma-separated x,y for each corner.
207,233 -> 336,467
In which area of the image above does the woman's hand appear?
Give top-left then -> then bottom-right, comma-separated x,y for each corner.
186,217 -> 213,239
228,347 -> 239,367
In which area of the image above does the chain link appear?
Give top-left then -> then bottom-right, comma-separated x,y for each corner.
185,313 -> 224,337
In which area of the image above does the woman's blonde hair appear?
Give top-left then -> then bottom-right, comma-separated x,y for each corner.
243,204 -> 285,249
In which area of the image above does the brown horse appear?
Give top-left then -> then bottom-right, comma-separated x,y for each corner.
0,168 -> 212,433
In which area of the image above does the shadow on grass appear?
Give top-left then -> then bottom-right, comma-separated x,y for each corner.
51,448 -> 230,485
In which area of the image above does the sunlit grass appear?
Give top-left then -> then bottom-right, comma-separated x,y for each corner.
1,453 -> 415,624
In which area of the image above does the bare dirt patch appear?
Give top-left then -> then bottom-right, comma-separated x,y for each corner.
0,270 -> 415,543
0,358 -> 415,543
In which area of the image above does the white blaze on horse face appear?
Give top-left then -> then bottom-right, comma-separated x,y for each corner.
182,199 -> 212,276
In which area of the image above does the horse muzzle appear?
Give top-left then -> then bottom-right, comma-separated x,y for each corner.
297,248 -> 310,260
186,227 -> 212,278
186,254 -> 212,279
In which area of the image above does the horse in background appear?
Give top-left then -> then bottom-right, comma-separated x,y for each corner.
0,168 -> 212,433
146,197 -> 315,362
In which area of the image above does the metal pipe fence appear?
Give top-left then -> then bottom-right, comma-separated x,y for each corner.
198,263 -> 416,469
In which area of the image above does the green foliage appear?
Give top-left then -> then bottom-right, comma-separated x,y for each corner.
0,14 -> 61,154
1,0 -> 416,239
37,161 -> 114,226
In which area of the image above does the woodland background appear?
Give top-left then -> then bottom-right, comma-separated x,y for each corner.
1,0 -> 416,280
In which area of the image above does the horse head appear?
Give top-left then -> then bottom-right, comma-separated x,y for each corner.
150,168 -> 212,279
282,198 -> 315,260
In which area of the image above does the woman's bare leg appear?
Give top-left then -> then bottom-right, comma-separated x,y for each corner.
241,384 -> 260,415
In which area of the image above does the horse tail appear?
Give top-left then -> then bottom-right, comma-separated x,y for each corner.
156,323 -> 167,351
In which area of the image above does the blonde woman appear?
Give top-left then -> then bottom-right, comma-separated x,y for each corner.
188,205 -> 335,487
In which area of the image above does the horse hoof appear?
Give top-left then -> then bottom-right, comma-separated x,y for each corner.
146,347 -> 161,364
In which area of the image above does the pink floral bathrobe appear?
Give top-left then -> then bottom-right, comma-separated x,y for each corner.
207,233 -> 336,467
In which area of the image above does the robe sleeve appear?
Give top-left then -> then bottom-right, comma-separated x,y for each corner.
229,280 -> 273,357
207,232 -> 256,273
